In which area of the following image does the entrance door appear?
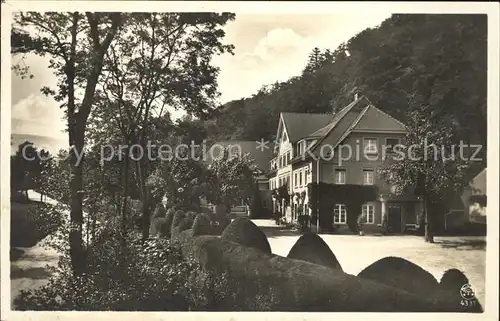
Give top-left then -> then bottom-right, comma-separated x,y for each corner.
388,204 -> 402,233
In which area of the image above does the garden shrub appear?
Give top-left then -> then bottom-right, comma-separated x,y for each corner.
10,203 -> 64,247
149,217 -> 171,238
221,218 -> 272,254
151,203 -> 167,218
357,256 -> 439,296
192,213 -> 217,236
440,268 -> 469,291
178,236 -> 451,312
13,232 -> 226,311
438,268 -> 483,312
186,211 -> 198,221
170,210 -> 186,236
171,217 -> 194,238
287,232 -> 343,271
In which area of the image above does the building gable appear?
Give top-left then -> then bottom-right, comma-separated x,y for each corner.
309,96 -> 371,157
351,105 -> 406,133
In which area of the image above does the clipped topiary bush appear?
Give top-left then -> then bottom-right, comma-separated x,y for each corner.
186,211 -> 198,221
438,268 -> 482,312
357,256 -> 439,296
192,213 -> 217,236
440,268 -> 469,291
287,232 -> 342,271
171,210 -> 186,237
149,217 -> 171,238
152,204 -> 167,219
221,218 -> 272,254
165,207 -> 177,219
172,217 -> 195,238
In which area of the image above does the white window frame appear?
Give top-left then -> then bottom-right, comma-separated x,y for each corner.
363,169 -> 374,185
299,170 -> 303,186
363,137 -> 378,155
334,168 -> 346,185
362,203 -> 375,224
334,204 -> 347,224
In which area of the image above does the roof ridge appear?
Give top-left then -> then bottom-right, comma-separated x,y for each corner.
281,111 -> 333,116
309,97 -> 367,153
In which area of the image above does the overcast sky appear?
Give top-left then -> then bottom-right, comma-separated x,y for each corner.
11,13 -> 391,153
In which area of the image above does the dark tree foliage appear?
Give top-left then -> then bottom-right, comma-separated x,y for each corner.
206,14 -> 486,154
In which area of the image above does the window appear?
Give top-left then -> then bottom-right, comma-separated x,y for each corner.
334,204 -> 347,224
299,170 -> 303,186
363,138 -> 378,154
363,169 -> 374,185
385,138 -> 401,154
229,146 -> 240,159
294,172 -> 298,187
335,169 -> 346,184
279,177 -> 282,187
362,204 -> 375,224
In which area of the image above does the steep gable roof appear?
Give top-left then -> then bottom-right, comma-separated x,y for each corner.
470,168 -> 486,194
205,140 -> 274,171
351,105 -> 406,132
280,112 -> 333,142
291,96 -> 408,163
309,96 -> 372,154
306,99 -> 360,138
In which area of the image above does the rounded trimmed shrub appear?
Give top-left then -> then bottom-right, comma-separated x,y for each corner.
192,213 -> 216,236
438,268 -> 483,312
287,232 -> 342,271
221,218 -> 272,254
171,210 -> 186,237
165,207 -> 177,219
149,217 -> 171,238
186,211 -> 198,222
440,268 -> 469,291
357,256 -> 439,296
152,204 -> 167,219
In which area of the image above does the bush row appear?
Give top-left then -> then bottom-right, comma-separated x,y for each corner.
175,217 -> 483,312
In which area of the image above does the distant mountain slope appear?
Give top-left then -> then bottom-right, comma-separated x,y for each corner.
205,14 -> 486,154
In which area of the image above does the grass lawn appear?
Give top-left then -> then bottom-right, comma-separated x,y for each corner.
254,219 -> 486,307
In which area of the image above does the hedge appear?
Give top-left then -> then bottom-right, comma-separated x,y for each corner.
177,235 -> 457,312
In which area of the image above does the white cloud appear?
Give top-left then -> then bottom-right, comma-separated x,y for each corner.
215,13 -> 391,103
11,92 -> 67,141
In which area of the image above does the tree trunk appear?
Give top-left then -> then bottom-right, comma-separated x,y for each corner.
69,137 -> 86,275
141,196 -> 152,240
423,196 -> 434,243
120,147 -> 130,244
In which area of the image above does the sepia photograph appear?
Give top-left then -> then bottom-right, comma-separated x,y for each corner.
1,1 -> 498,320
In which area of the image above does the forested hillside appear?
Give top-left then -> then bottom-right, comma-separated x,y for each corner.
205,14 -> 487,152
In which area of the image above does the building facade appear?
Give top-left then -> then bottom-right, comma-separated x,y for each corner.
268,95 -> 423,233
